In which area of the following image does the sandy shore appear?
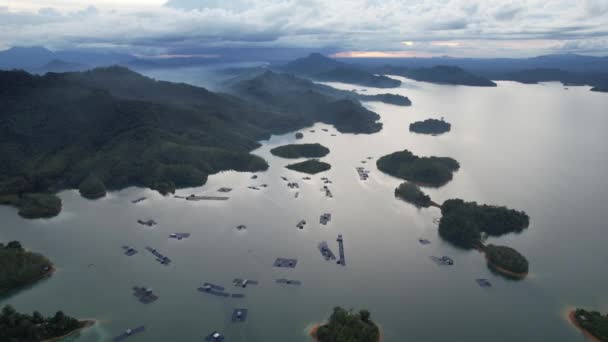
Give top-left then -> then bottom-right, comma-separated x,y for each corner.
309,323 -> 383,342
42,319 -> 96,342
567,310 -> 602,342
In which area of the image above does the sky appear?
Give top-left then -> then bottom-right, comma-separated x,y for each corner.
0,0 -> 607,58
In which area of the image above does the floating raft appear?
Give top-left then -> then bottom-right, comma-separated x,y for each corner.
274,258 -> 298,268
201,283 -> 225,291
132,287 -> 158,304
145,246 -> 171,266
247,186 -> 260,190
137,219 -> 157,227
112,326 -> 145,342
296,220 -> 306,229
320,213 -> 332,225
418,238 -> 431,245
232,308 -> 248,322
336,234 -> 346,266
131,197 -> 147,204
218,187 -> 232,193
287,182 -> 299,189
233,279 -> 258,288
430,256 -> 454,266
476,279 -> 492,288
276,278 -> 302,286
122,246 -> 138,256
318,241 -> 336,261
169,233 -> 190,240
205,331 -> 225,341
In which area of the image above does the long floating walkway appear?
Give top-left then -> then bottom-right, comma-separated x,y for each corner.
337,235 -> 346,266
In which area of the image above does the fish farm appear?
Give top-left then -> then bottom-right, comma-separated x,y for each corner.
274,258 -> 298,268
132,287 -> 158,304
112,326 -> 145,342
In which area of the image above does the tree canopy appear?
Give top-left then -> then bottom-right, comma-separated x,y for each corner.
376,149 -> 459,187
0,305 -> 84,342
316,307 -> 380,342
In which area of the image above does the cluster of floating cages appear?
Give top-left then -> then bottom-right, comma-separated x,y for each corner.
122,246 -> 138,256
430,256 -> 454,266
476,279 -> 492,288
320,177 -> 333,184
318,241 -> 337,261
356,167 -> 370,181
145,246 -> 171,266
169,233 -> 190,240
112,326 -> 145,342
321,185 -> 333,198
198,282 -> 245,298
131,197 -> 146,204
296,220 -> 307,229
274,258 -> 298,268
276,278 -> 302,286
336,234 -> 346,266
320,213 -> 332,225
137,219 -> 157,227
302,176 -> 312,180
132,286 -> 158,304
287,182 -> 299,189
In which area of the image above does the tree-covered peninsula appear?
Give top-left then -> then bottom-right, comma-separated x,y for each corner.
409,118 -> 451,135
0,241 -> 53,294
286,159 -> 331,174
0,305 -> 93,342
376,149 -> 460,187
570,309 -> 608,342
312,307 -> 380,342
394,182 -> 432,208
270,143 -> 330,159
0,67 -> 383,217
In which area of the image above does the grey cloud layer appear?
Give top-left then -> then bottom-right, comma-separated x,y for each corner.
0,0 -> 607,57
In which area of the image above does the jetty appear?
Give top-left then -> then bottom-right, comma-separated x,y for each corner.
137,219 -> 157,227
336,234 -> 346,266
131,197 -> 146,204
296,219 -> 306,229
233,279 -> 258,288
430,256 -> 454,266
145,246 -> 171,266
169,233 -> 190,240
205,331 -> 225,341
132,287 -> 158,304
318,241 -> 337,261
320,213 -> 332,225
232,308 -> 248,322
122,246 -> 138,256
174,194 -> 229,201
112,326 -> 145,342
274,258 -> 298,268
276,278 -> 302,286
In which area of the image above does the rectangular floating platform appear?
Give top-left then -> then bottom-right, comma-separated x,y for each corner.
276,279 -> 302,285
132,287 -> 158,304
318,241 -> 337,261
137,219 -> 157,227
122,246 -> 138,256
201,283 -> 225,291
231,293 -> 245,298
336,235 -> 346,266
131,197 -> 147,204
198,288 -> 230,297
430,256 -> 454,266
232,308 -> 248,322
274,258 -> 298,268
205,331 -> 225,342
418,239 -> 431,245
247,186 -> 260,190
476,279 -> 492,288
169,233 -> 190,240
233,279 -> 259,287
145,246 -> 171,265
112,326 -> 145,342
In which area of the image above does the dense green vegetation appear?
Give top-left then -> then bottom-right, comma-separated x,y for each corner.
438,199 -> 530,249
315,307 -> 380,342
286,159 -> 331,174
78,174 -> 106,199
376,149 -> 460,187
359,93 -> 412,106
270,143 -> 330,159
315,67 -> 401,88
0,241 -> 52,293
1,67 -> 387,217
573,309 -> 608,341
394,182 -> 432,208
409,118 -> 451,135
484,244 -> 529,275
0,305 -> 86,342
376,65 -> 497,87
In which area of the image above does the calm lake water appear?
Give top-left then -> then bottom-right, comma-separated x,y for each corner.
1,75 -> 607,342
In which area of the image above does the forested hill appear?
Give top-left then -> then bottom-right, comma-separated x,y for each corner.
0,67 -> 381,217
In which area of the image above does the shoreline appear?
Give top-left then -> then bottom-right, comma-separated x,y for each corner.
309,323 -> 383,342
42,319 -> 96,342
0,263 -> 55,295
567,311 -> 602,342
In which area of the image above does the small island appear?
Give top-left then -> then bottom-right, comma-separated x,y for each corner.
569,309 -> 608,342
78,175 -> 107,199
409,118 -> 451,135
286,159 -> 331,174
359,93 -> 412,106
0,241 -> 54,294
270,143 -> 330,159
394,182 -> 432,208
311,307 -> 381,342
376,149 -> 460,187
0,305 -> 94,342
483,244 -> 529,278
438,199 -> 530,278
0,193 -> 62,219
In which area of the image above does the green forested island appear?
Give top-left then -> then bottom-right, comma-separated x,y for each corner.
376,65 -> 497,87
394,182 -> 432,208
484,244 -> 529,276
270,143 -> 330,159
0,67 -> 383,217
286,159 -> 331,174
376,149 -> 460,186
313,307 -> 380,342
0,305 -> 92,342
0,241 -> 52,294
409,118 -> 451,135
571,309 -> 608,341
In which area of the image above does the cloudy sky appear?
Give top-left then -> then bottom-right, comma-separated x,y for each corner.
1,0 -> 607,58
